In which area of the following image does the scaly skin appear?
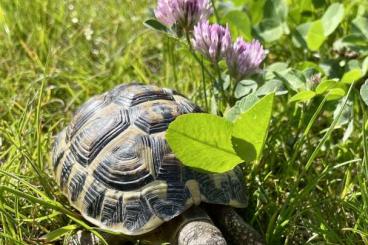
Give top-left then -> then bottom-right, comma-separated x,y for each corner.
207,205 -> 265,245
173,207 -> 226,245
177,221 -> 226,245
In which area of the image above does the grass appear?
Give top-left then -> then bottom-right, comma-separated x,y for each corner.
0,0 -> 368,244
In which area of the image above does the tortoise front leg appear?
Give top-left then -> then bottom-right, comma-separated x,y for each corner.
207,205 -> 265,245
171,206 -> 227,245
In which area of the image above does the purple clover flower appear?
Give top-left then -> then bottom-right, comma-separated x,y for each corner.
226,38 -> 266,81
192,21 -> 231,63
154,0 -> 212,33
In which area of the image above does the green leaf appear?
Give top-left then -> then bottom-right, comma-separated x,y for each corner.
347,59 -> 361,70
254,18 -> 284,42
224,93 -> 259,122
363,57 -> 368,75
265,62 -> 289,80
333,34 -> 368,54
352,16 -> 368,39
319,59 -> 343,78
224,10 -> 252,40
360,80 -> 368,106
252,0 -> 268,23
294,22 -> 311,48
166,113 -> 242,173
231,0 -> 248,6
46,225 -> 79,242
289,90 -> 316,103
274,70 -> 305,92
306,20 -> 325,51
341,69 -> 363,84
315,79 -> 337,94
296,61 -> 324,74
263,0 -> 288,22
144,19 -> 170,33
210,95 -> 218,115
342,120 -> 354,142
333,98 -> 353,127
232,93 -> 275,162
321,3 -> 344,36
234,80 -> 258,98
326,88 -> 346,101
256,79 -> 287,96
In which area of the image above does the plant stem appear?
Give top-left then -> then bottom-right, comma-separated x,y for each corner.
361,100 -> 368,178
200,57 -> 209,111
169,38 -> 178,84
184,31 -> 219,111
214,63 -> 229,108
289,98 -> 326,165
184,31 -> 215,81
304,85 -> 353,171
210,0 -> 220,23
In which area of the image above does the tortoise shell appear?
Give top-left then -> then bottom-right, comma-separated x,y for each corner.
52,83 -> 247,235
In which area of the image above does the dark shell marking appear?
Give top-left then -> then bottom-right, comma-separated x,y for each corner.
52,83 -> 248,235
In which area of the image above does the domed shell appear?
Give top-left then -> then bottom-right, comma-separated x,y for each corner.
52,83 -> 248,235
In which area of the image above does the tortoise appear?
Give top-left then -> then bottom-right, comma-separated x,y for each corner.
52,83 -> 264,244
